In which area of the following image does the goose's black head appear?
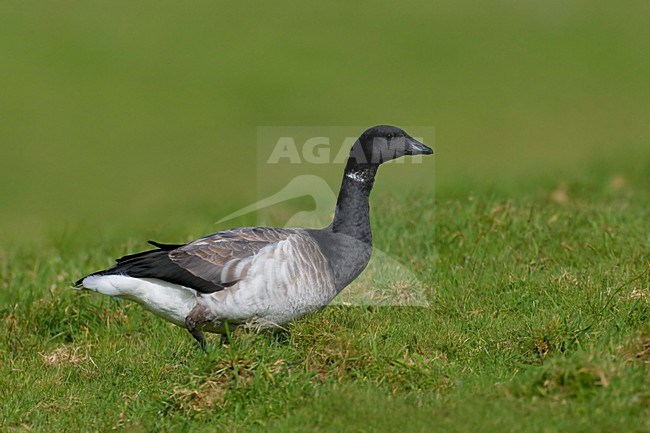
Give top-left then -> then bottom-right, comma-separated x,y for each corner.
349,125 -> 433,166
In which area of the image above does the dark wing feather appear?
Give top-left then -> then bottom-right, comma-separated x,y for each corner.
76,247 -> 219,292
147,240 -> 183,250
77,227 -> 296,293
114,240 -> 182,263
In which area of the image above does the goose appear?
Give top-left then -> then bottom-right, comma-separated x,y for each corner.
75,125 -> 433,348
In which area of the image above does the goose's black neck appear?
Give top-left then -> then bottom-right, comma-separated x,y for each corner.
330,159 -> 378,245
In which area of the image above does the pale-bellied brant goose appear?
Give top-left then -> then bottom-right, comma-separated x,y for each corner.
75,125 -> 433,348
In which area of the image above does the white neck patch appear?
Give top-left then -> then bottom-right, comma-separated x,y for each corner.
345,171 -> 366,182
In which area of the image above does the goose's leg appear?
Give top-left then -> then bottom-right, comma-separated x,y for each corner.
185,316 -> 206,350
186,303 -> 217,350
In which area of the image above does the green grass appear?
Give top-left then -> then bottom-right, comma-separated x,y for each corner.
1,0 -> 650,431
1,168 -> 648,432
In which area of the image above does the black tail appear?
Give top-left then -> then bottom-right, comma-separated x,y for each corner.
113,240 -> 182,264
75,241 -> 220,292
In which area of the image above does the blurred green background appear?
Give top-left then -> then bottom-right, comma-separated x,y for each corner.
1,1 -> 648,242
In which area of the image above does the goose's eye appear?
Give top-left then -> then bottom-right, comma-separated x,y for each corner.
386,133 -> 394,139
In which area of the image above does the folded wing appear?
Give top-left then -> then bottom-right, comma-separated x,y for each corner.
77,227 -> 297,293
